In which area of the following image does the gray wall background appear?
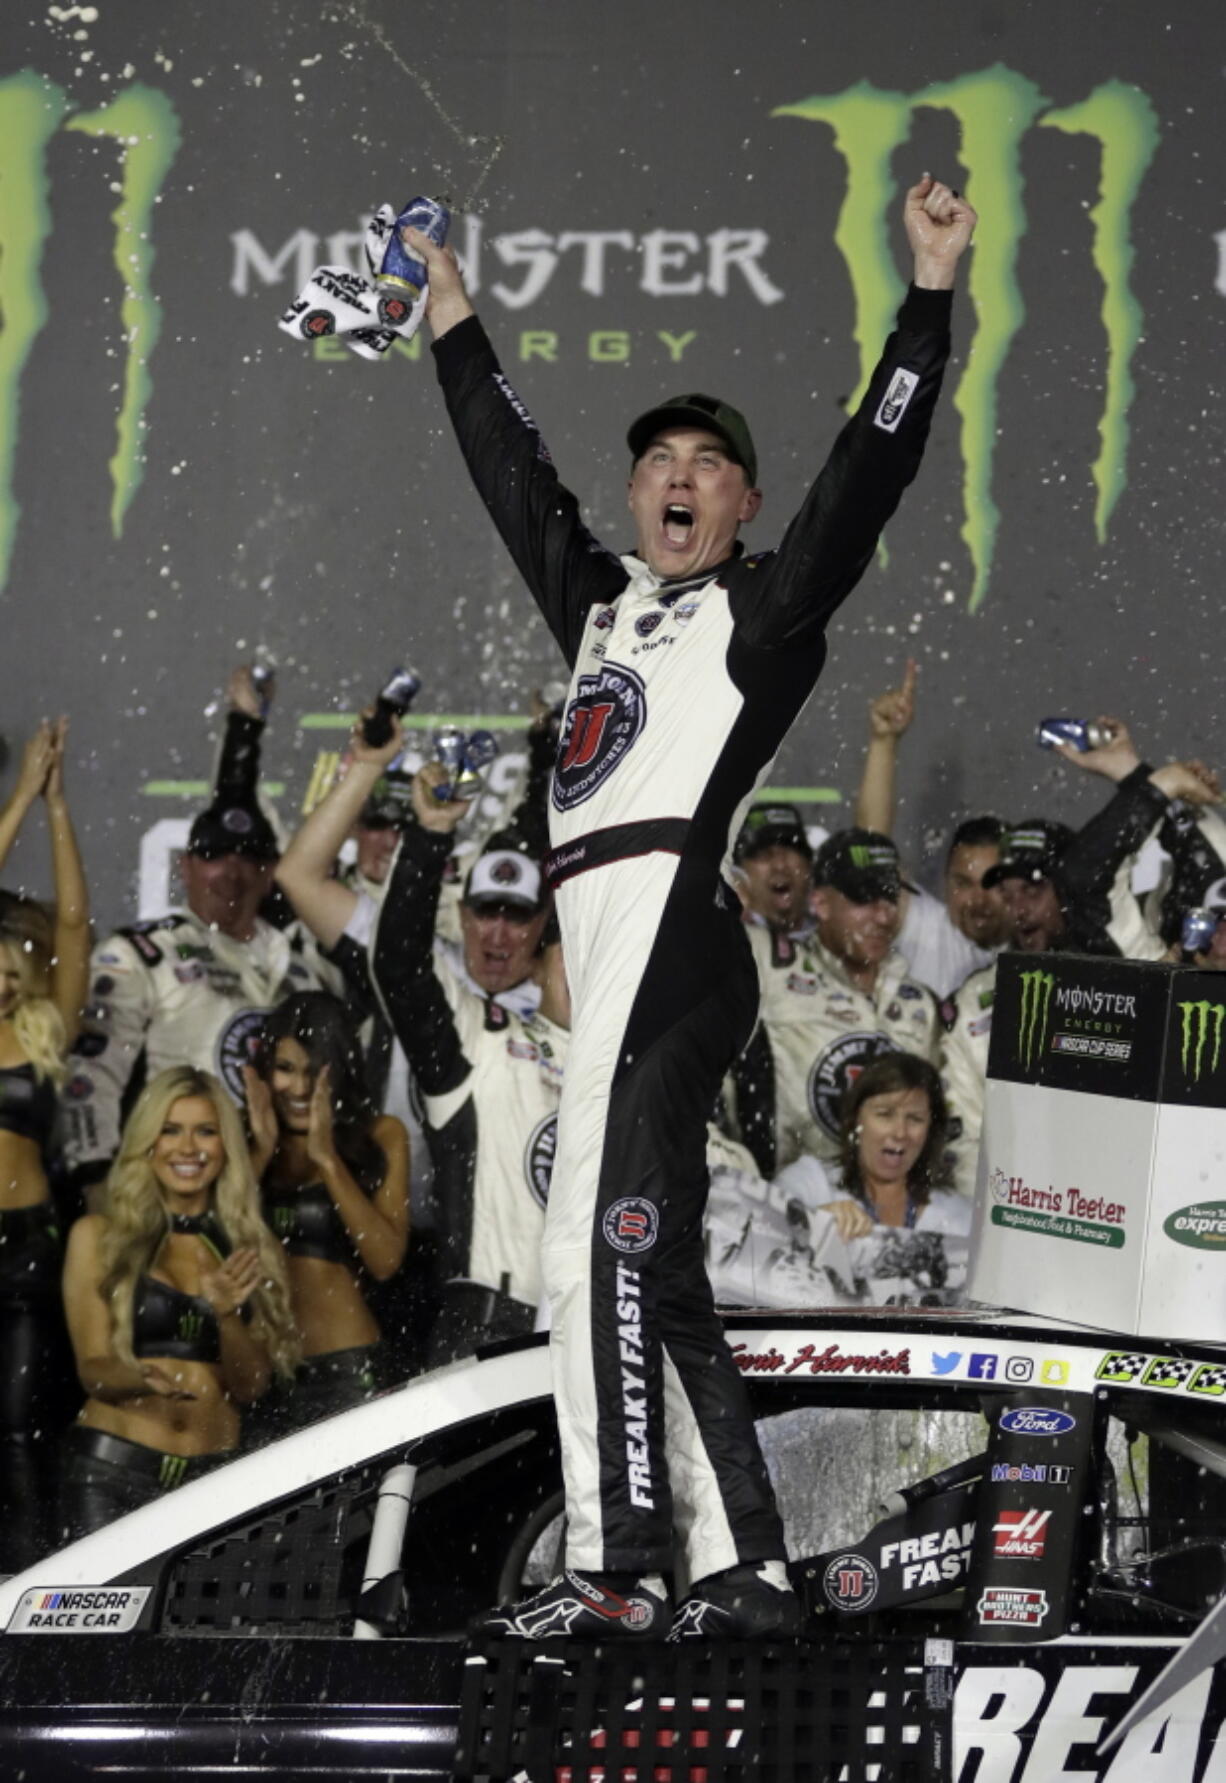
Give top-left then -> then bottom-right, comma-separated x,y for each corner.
2,0 -> 1220,926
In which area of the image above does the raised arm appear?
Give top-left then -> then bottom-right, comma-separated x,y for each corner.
371,766 -> 475,1098
409,227 -> 626,667
276,716 -> 405,950
0,722 -> 57,877
733,178 -> 975,649
853,660 -> 918,835
214,664 -> 271,810
42,718 -> 90,1045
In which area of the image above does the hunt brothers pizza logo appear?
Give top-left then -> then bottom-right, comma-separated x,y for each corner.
731,1341 -> 911,1377
977,1585 -> 1050,1628
552,664 -> 647,812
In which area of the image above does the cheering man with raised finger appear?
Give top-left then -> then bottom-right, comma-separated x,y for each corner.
406,174 -> 976,1641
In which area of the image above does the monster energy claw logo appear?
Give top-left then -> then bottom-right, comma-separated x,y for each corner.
775,67 -> 1159,610
1017,970 -> 1055,1071
1178,1001 -> 1226,1083
0,71 -> 181,589
158,1454 -> 189,1489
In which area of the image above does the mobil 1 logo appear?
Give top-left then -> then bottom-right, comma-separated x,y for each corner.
963,1388 -> 1096,1644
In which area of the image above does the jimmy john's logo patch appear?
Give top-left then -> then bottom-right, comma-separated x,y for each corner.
524,1113 -> 557,1209
553,665 -> 647,812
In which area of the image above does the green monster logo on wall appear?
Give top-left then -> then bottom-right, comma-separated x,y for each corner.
776,66 -> 1159,609
0,71 -> 180,589
0,64 -> 1158,606
1178,1001 -> 1226,1084
1016,968 -> 1055,1072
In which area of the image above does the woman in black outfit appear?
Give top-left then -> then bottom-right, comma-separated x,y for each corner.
245,992 -> 409,1429
60,1067 -> 297,1536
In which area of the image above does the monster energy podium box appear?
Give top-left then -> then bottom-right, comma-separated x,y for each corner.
969,953 -> 1226,1340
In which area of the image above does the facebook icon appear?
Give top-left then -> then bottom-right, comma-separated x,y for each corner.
968,1353 -> 999,1380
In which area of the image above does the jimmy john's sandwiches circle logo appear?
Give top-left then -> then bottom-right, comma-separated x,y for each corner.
808,1032 -> 892,1140
553,665 -> 646,812
823,1553 -> 879,1613
524,1114 -> 557,1210
217,1007 -> 271,1104
602,1197 -> 659,1255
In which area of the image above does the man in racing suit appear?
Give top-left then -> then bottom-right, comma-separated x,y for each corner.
408,174 -> 973,1639
370,769 -> 569,1364
730,829 -> 941,1179
274,728 -> 564,1361
941,760 -> 1223,1196
62,716 -> 340,1203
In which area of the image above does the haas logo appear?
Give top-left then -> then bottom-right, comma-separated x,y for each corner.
553,665 -> 647,812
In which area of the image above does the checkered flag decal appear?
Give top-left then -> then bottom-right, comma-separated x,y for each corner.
1189,1363 -> 1226,1398
1095,1351 -> 1148,1384
1143,1357 -> 1197,1389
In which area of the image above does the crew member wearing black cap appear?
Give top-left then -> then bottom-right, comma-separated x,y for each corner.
61,698 -> 340,1203
404,174 -> 973,1640
731,829 -> 940,1178
733,802 -> 815,940
344,766 -> 416,900
939,805 -> 1174,1197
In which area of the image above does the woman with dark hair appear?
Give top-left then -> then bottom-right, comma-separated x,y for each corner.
0,723 -> 90,1560
60,1067 -> 298,1536
244,991 -> 409,1427
829,1052 -> 960,1235
765,1052 -> 971,1305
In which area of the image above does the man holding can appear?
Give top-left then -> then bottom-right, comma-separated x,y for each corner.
405,174 -> 976,1640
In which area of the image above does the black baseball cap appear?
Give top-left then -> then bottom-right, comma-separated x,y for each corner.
813,829 -> 904,904
359,772 -> 414,829
186,802 -> 278,863
982,820 -> 1074,887
734,803 -> 812,863
627,393 -> 758,487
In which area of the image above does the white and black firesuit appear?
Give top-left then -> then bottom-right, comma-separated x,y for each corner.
346,824 -> 566,1360
938,961 -> 997,1199
730,926 -> 941,1179
61,915 -> 339,1179
432,285 -> 951,1577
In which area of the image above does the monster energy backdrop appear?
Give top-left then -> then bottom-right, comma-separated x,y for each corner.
2,0 -> 1222,924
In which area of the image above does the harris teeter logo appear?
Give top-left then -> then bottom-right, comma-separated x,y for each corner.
1164,1201 -> 1226,1251
775,68 -> 1159,611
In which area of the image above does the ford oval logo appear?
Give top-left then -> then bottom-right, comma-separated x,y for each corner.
999,1406 -> 1077,1437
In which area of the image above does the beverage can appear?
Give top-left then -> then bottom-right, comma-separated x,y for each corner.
1036,718 -> 1113,753
1182,908 -> 1219,955
376,196 -> 451,305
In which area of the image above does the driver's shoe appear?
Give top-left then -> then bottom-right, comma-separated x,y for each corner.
668,1560 -> 801,1640
470,1569 -> 672,1639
